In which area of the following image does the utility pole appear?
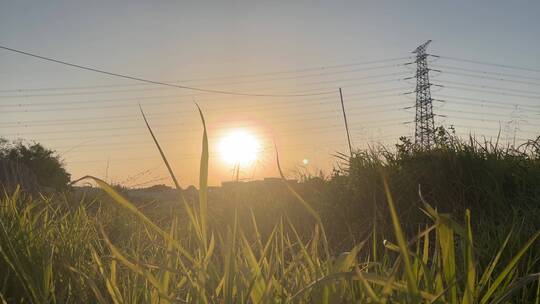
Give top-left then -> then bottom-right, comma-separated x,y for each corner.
413,40 -> 436,148
339,88 -> 353,157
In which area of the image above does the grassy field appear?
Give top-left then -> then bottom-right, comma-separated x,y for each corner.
1,113 -> 539,303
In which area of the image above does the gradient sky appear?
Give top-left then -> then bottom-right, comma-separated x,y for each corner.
1,1 -> 539,186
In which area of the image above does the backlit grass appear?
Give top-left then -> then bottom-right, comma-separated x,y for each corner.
1,111 -> 539,303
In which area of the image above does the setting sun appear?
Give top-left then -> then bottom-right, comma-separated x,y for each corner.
218,129 -> 261,166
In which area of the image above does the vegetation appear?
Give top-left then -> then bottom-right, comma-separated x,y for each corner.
317,128 -> 540,254
0,138 -> 71,191
0,114 -> 539,303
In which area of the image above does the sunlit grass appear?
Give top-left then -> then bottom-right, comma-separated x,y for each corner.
0,109 -> 539,303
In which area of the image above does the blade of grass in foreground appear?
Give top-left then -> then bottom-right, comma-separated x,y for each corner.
274,144 -> 330,261
139,105 -> 183,193
382,177 -> 420,299
71,175 -> 194,263
462,209 -> 476,304
139,104 -> 203,244
196,103 -> 209,249
480,230 -> 540,304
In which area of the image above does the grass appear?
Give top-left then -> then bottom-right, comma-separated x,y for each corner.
1,111 -> 539,303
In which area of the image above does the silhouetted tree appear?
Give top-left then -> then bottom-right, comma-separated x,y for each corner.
0,139 -> 71,191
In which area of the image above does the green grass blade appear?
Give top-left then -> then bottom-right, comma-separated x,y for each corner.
480,230 -> 540,304
382,177 -> 419,298
462,209 -> 476,304
438,215 -> 458,304
72,175 -> 194,263
489,273 -> 540,304
139,105 -> 203,243
139,105 -> 183,193
195,103 -> 209,249
275,144 -> 330,261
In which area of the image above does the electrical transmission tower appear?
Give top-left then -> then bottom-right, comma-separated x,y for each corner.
412,40 -> 436,148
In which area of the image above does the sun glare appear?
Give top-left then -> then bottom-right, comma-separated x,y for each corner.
218,129 -> 261,166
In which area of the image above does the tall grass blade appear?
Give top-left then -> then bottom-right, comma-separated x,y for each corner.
139,105 -> 203,244
480,230 -> 540,304
72,175 -> 194,263
462,209 -> 476,304
437,214 -> 458,304
195,103 -> 209,248
489,273 -> 540,304
275,144 -> 330,261
382,177 -> 419,298
139,105 -> 183,194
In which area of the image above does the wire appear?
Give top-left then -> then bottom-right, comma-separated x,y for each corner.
5,117 -> 408,143
431,64 -> 540,82
452,131 -> 530,142
441,109 -> 537,122
62,131 -> 406,160
439,70 -> 540,87
2,106 -> 409,137
443,85 -> 540,100
440,80 -> 540,96
0,93 -> 406,128
0,87 -> 409,113
0,45 -> 338,97
430,54 -> 540,73
0,70 -> 408,99
450,123 -> 538,134
0,63 -> 409,94
58,125 -> 407,154
441,99 -> 540,113
445,115 -> 540,128
0,98 -> 408,128
437,94 -> 540,109
0,74 -> 407,105
0,45 -> 414,97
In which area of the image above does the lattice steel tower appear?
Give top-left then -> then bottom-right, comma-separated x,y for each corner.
413,40 -> 436,147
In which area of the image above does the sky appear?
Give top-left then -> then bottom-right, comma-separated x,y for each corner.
1,1 -> 539,187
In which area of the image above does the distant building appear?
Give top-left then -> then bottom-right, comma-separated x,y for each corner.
221,178 -> 297,189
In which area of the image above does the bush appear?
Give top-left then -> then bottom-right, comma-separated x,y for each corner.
0,139 -> 71,191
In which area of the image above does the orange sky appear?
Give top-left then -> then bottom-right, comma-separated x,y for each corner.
2,1 -> 539,186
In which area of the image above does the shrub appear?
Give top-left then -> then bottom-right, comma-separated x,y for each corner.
0,139 -> 71,191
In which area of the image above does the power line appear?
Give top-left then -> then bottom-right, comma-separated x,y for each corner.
5,118 -> 408,143
0,62 -> 409,94
1,101 -> 409,130
0,93 -> 406,127
57,126 -> 407,154
0,69 -> 408,99
452,131 -> 530,143
439,108 -> 535,120
0,74 -> 407,105
0,45 -> 337,97
0,87 -> 408,113
4,92 -> 536,130
440,100 -> 540,117
62,135 -> 391,164
443,85 -> 540,100
441,109 -> 537,123
62,131 -> 406,160
450,123 -> 538,134
440,80 -> 540,96
437,70 -> 540,87
2,106 -> 409,137
0,44 -> 415,97
430,54 -> 540,73
445,115 -> 540,129
431,64 -> 540,82
437,94 -> 540,110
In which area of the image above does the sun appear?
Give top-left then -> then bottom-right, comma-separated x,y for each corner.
218,129 -> 261,166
